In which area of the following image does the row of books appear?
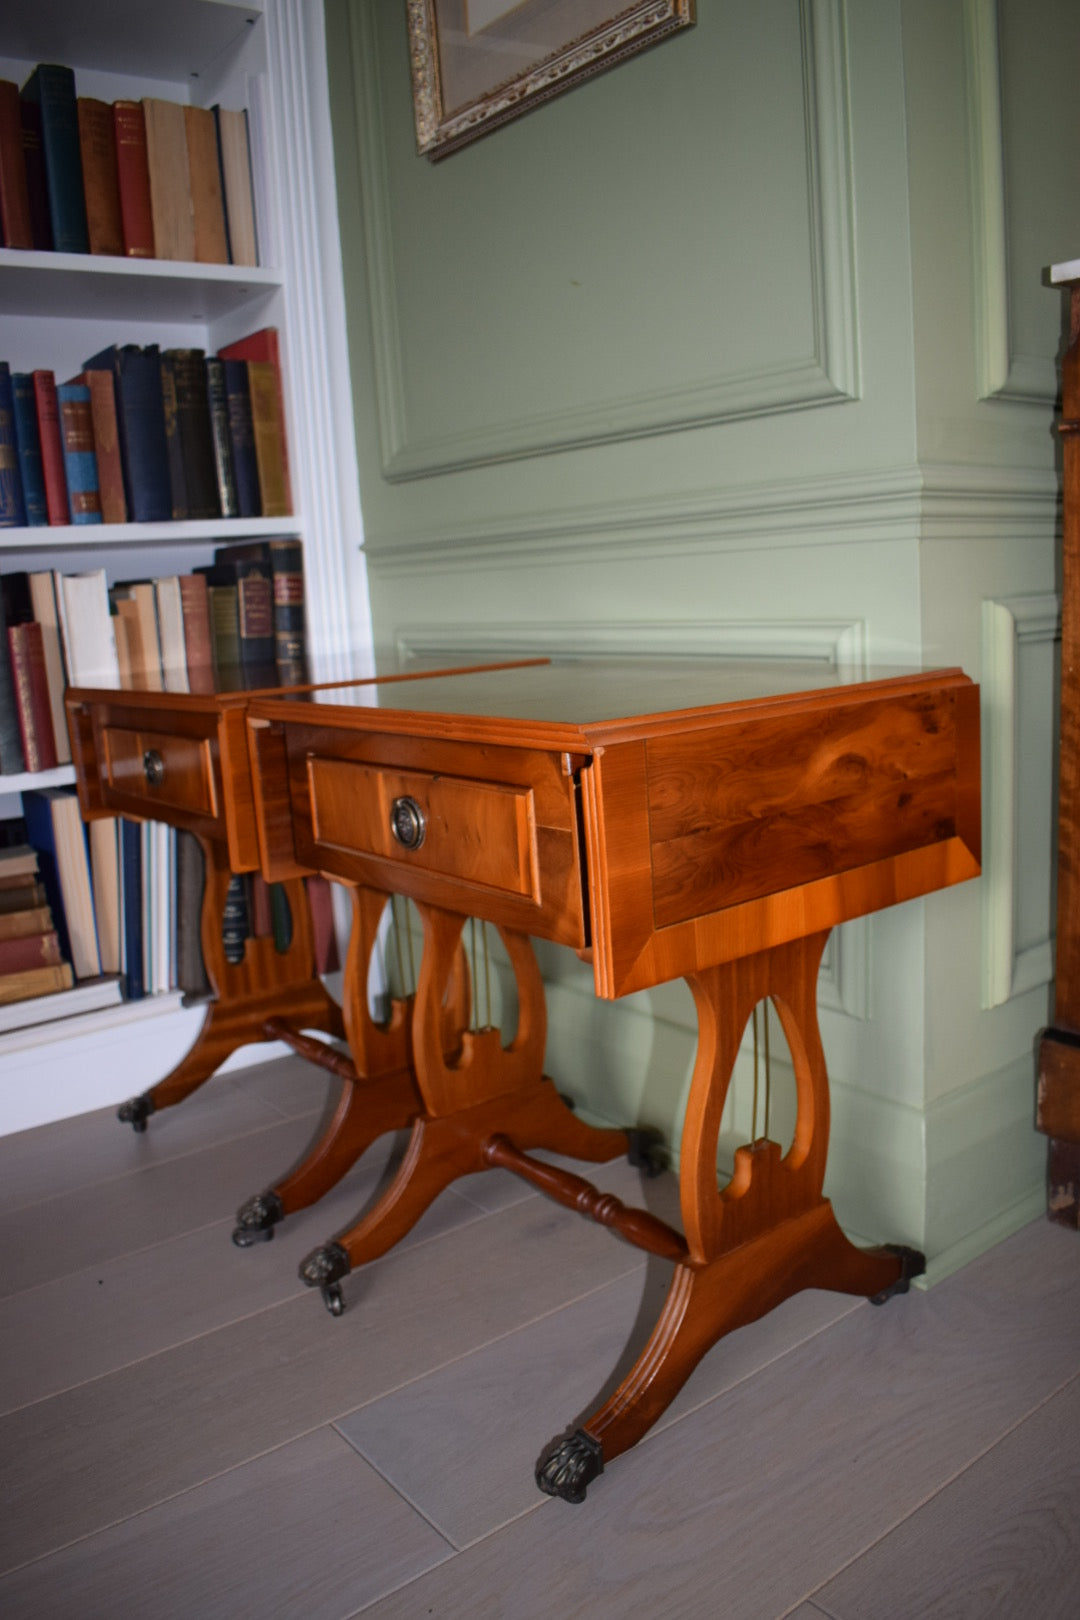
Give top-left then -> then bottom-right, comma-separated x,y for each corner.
0,538 -> 307,777
0,326 -> 292,529
0,804 -> 340,1031
0,65 -> 258,266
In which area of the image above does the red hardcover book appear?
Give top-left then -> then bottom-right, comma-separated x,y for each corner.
112,99 -> 155,259
8,621 -> 59,772
0,80 -> 33,248
73,368 -> 126,522
31,372 -> 69,525
216,328 -> 292,513
77,97 -> 124,256
0,926 -> 62,975
178,572 -> 214,691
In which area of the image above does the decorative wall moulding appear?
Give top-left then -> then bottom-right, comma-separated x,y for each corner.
964,0 -> 1056,405
407,0 -> 696,162
980,592 -> 1060,1008
353,0 -> 860,479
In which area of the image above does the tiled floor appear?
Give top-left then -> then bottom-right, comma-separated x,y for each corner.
0,1053 -> 1078,1619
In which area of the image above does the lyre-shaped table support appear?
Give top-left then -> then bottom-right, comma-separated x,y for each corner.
537,932 -> 924,1503
118,835 -> 345,1132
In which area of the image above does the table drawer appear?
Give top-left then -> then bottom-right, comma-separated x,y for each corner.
309,758 -> 538,901
102,724 -> 219,820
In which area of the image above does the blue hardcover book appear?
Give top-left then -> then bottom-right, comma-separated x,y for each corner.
0,363 -> 27,527
55,381 -> 102,525
221,358 -> 260,518
10,374 -> 47,525
19,64 -> 89,255
119,816 -> 144,1000
82,345 -> 170,522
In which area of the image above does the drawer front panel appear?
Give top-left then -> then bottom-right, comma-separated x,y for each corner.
102,725 -> 218,819
308,758 -> 538,900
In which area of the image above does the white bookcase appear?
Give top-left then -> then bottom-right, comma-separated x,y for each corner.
0,0 -> 371,1133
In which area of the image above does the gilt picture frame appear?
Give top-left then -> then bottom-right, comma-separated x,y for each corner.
406,0 -> 696,160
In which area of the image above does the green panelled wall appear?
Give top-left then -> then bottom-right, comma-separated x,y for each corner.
324,0 -> 1077,1280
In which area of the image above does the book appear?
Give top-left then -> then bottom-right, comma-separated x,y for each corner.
154,576 -> 190,694
27,571 -> 72,764
23,786 -> 101,980
88,816 -> 120,975
246,360 -> 289,518
0,927 -> 63,974
204,550 -> 273,673
81,345 -> 170,522
56,381 -> 102,524
55,568 -> 120,687
11,374 -> 47,526
0,362 -> 27,526
213,105 -> 258,267
205,577 -> 240,672
76,97 -> 124,257
112,100 -> 155,259
0,961 -> 75,1006
204,358 -> 238,517
0,571 -> 27,774
160,349 -> 219,519
0,879 -> 46,914
178,571 -> 214,688
0,844 -> 39,880
19,92 -> 52,250
175,830 -> 210,1000
221,357 -> 259,518
20,64 -> 89,255
0,970 -> 121,1031
8,621 -> 59,771
80,368 -> 125,523
217,329 -> 291,511
142,97 -> 194,262
0,903 -> 52,941
118,816 -> 143,1000
31,371 -> 69,525
0,80 -> 33,249
184,104 -> 229,265
109,580 -> 162,690
221,870 -> 250,965
216,538 -> 306,670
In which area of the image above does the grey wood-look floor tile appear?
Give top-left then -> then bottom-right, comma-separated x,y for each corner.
0,1112 -> 330,1297
812,1373 -> 1080,1620
0,1066 -> 324,1217
336,1268 -> 855,1549
227,1048 -> 346,1119
357,1221 -> 1080,1620
0,1143 -> 532,1415
0,1426 -> 451,1620
0,1193 -> 642,1571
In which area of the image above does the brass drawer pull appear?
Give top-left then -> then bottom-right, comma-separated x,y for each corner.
143,749 -> 165,787
390,795 -> 426,850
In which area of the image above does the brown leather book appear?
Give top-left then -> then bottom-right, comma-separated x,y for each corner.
31,372 -> 69,526
78,369 -> 126,523
142,98 -> 193,261
184,104 -> 228,264
178,572 -> 214,688
0,80 -> 33,248
246,360 -> 289,518
0,962 -> 74,1005
77,98 -> 124,256
0,926 -> 62,975
0,903 -> 53,941
112,100 -> 154,258
8,621 -> 59,772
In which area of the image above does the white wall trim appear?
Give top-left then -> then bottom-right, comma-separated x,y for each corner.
352,0 -> 861,480
980,591 -> 1060,1007
964,0 -> 1056,404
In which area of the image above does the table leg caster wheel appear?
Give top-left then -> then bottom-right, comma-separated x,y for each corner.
535,1429 -> 604,1504
626,1127 -> 665,1177
118,1094 -> 154,1133
299,1241 -> 351,1317
232,1190 -> 285,1247
870,1244 -> 926,1304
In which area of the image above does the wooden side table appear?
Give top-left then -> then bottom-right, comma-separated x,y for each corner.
248,656 -> 981,1500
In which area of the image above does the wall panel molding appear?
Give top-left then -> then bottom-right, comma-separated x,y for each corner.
981,591 -> 1060,1007
352,0 -> 861,480
964,0 -> 1057,404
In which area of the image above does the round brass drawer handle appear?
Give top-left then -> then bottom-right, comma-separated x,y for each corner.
390,795 -> 426,851
143,749 -> 165,787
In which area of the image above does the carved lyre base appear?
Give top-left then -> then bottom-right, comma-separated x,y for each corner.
118,836 -> 344,1131
299,903 -> 630,1313
537,931 -> 925,1502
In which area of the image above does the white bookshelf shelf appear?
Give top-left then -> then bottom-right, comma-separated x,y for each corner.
0,517 -> 301,553
0,249 -> 282,322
